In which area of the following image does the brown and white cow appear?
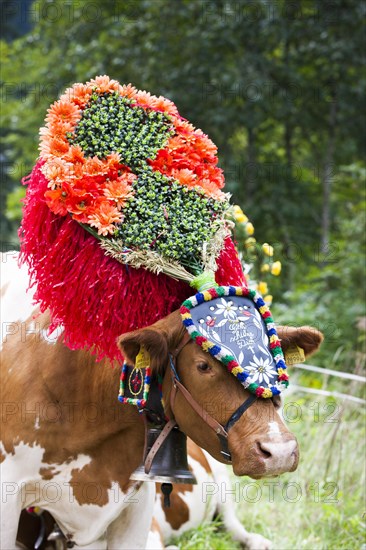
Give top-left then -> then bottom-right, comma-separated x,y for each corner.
1,253 -> 323,548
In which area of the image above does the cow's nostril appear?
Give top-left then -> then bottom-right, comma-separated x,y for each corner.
257,441 -> 272,459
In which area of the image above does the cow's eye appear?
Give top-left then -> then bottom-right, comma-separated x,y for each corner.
197,362 -> 211,373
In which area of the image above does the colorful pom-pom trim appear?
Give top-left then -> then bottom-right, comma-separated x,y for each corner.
180,286 -> 289,398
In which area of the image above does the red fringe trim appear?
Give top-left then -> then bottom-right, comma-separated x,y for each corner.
19,160 -> 246,363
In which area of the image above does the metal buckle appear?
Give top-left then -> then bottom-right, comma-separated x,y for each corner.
220,449 -> 232,461
217,433 -> 232,462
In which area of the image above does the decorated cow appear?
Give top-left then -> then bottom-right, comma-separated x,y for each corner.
1,76 -> 323,549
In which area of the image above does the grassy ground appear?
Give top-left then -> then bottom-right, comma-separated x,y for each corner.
173,371 -> 366,550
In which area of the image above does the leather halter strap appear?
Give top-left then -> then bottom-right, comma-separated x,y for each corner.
169,333 -> 258,461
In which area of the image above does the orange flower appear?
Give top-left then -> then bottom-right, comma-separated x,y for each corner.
84,156 -> 108,177
89,75 -> 122,94
65,193 -> 95,223
120,83 -> 138,100
39,126 -> 52,140
104,174 -> 135,208
46,100 -> 80,125
60,83 -> 92,108
197,177 -> 227,200
105,152 -> 123,176
134,90 -> 155,109
73,162 -> 85,179
45,181 -> 96,223
120,86 -> 178,116
193,134 -> 218,158
39,135 -> 52,158
174,119 -> 196,136
64,145 -> 85,165
88,200 -> 122,236
45,188 -> 68,216
204,165 -> 225,189
48,119 -> 75,137
39,131 -> 54,159
167,136 -> 186,151
172,169 -> 197,189
48,136 -> 70,158
42,158 -> 73,186
151,95 -> 179,116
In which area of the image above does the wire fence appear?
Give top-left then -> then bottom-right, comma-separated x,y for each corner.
288,363 -> 366,405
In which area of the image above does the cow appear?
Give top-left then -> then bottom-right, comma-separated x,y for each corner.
1,252 -> 323,549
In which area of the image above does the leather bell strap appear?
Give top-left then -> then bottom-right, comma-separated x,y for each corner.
144,419 -> 177,474
170,376 -> 228,438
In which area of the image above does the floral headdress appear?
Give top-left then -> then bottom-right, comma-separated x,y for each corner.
39,75 -> 229,281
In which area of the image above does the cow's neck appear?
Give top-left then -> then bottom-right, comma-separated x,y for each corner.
1,329 -> 146,484
37,343 -> 145,459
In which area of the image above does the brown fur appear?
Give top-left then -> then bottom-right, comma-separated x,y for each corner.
160,490 -> 190,530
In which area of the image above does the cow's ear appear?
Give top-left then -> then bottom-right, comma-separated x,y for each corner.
118,327 -> 169,371
277,325 -> 324,358
117,310 -> 186,371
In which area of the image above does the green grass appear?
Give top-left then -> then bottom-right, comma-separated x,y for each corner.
173,372 -> 366,550
171,520 -> 242,550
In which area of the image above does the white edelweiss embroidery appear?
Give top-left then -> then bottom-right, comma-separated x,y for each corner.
214,298 -> 238,321
246,356 -> 277,385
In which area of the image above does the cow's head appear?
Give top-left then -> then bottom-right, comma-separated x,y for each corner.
118,311 -> 323,479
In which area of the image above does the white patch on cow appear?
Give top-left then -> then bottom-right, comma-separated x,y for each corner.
262,439 -> 297,474
0,252 -> 38,350
0,441 -> 92,505
34,416 -> 40,430
146,529 -> 164,550
267,421 -> 281,437
0,252 -> 65,349
105,481 -> 156,549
